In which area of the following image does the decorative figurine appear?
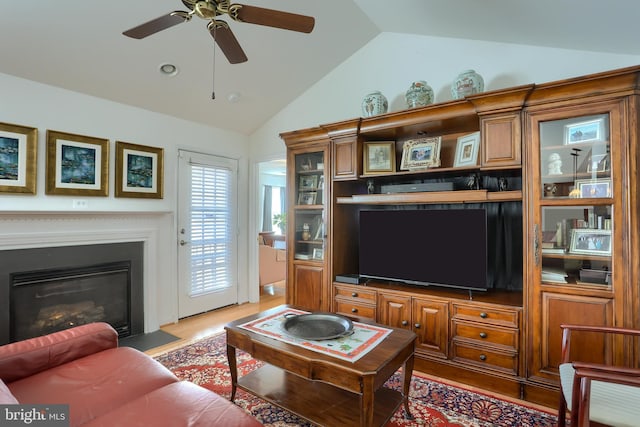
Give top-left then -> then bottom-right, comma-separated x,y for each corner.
367,180 -> 375,194
498,177 -> 509,191
547,153 -> 563,175
467,173 -> 480,190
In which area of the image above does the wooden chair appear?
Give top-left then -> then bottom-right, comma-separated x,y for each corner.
558,324 -> 640,427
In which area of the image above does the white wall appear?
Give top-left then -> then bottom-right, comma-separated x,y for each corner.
0,72 -> 251,330
250,33 -> 640,152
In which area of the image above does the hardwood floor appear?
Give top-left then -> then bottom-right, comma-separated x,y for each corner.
145,281 -> 285,356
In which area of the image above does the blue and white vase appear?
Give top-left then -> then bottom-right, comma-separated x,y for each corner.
361,91 -> 388,117
451,70 -> 484,99
405,81 -> 434,108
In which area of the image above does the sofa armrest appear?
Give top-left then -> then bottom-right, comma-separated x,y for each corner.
0,322 -> 118,383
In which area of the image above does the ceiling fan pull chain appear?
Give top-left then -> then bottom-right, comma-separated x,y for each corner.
211,23 -> 216,100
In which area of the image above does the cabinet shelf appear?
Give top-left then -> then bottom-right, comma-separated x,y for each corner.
336,190 -> 522,205
542,252 -> 610,262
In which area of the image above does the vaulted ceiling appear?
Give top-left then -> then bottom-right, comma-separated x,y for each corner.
1,1 -> 638,135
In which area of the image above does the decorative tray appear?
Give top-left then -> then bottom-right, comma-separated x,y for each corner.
280,313 -> 354,340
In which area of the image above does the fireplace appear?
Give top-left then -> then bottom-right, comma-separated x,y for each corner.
0,242 -> 144,345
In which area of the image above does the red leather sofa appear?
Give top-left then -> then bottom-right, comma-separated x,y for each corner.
0,322 -> 262,426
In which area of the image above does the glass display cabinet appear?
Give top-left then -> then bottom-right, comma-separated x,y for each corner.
537,113 -> 612,287
293,151 -> 325,262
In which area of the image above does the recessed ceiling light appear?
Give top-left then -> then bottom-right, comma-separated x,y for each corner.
227,92 -> 241,103
159,63 -> 179,76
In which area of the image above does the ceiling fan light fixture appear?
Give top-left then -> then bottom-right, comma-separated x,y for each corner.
159,63 -> 179,76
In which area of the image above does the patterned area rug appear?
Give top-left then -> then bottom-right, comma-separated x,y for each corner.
154,332 -> 557,427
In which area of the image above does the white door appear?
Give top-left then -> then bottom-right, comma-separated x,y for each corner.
177,150 -> 238,318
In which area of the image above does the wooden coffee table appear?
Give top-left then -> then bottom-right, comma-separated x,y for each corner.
225,305 -> 416,427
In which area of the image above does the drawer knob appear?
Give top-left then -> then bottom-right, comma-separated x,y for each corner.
352,292 -> 358,297
351,308 -> 358,313
479,332 -> 488,338
414,323 -> 421,329
401,320 -> 408,326
479,354 -> 487,361
479,312 -> 488,318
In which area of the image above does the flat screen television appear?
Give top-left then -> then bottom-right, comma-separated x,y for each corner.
359,208 -> 488,291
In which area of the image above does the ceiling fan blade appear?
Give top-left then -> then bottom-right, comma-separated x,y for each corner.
123,12 -> 188,39
234,5 -> 315,33
209,23 -> 248,64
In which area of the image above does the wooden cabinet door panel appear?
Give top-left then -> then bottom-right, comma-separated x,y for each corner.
332,139 -> 358,180
377,292 -> 411,330
413,298 -> 449,359
292,264 -> 324,311
529,292 -> 613,383
481,113 -> 521,167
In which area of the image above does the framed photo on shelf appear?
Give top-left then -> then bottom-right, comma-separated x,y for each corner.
298,175 -> 318,191
46,130 -> 109,196
400,136 -> 441,170
569,228 -> 612,256
453,132 -> 480,167
115,141 -> 164,199
564,118 -> 606,145
297,191 -> 317,205
363,141 -> 396,175
575,178 -> 612,198
0,121 -> 37,194
312,248 -> 324,260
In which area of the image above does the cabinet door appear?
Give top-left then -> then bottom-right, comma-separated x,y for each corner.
292,264 -> 324,311
412,297 -> 449,359
481,112 -> 522,167
287,143 -> 331,311
377,292 -> 411,330
529,292 -> 613,384
332,138 -> 358,180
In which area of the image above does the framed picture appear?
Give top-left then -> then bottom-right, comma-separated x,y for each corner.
564,118 -> 605,145
569,228 -> 612,256
400,137 -> 442,170
0,121 -> 37,194
299,175 -> 318,191
312,247 -> 324,260
575,178 -> 612,198
363,141 -> 396,175
46,130 -> 109,196
297,191 -> 317,205
453,132 -> 480,167
115,141 -> 164,199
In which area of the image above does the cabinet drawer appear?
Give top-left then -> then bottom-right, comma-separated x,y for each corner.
334,300 -> 376,321
452,304 -> 519,328
452,342 -> 518,375
334,284 -> 377,303
452,321 -> 519,350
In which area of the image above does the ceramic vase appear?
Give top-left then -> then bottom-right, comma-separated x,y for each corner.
405,81 -> 434,108
451,69 -> 484,99
301,223 -> 311,241
361,91 -> 388,117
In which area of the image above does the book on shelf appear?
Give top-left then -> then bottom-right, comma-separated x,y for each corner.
542,247 -> 566,254
294,253 -> 311,260
541,266 -> 568,283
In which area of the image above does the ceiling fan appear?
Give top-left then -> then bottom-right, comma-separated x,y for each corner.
123,0 -> 315,64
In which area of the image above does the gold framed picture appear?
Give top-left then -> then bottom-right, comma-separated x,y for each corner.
46,130 -> 109,196
0,121 -> 37,194
115,141 -> 164,199
363,141 -> 396,175
400,137 -> 441,170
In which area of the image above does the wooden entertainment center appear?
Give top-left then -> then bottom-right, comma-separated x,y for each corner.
280,65 -> 640,407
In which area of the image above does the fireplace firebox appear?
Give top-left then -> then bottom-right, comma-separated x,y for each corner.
0,242 -> 144,345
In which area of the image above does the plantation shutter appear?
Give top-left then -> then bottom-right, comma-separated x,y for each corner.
188,158 -> 236,296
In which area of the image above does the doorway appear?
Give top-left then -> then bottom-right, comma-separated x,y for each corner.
177,150 -> 239,318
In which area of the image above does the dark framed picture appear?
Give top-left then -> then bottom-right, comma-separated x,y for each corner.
297,191 -> 317,205
115,141 -> 164,199
575,179 -> 612,198
453,132 -> 480,167
569,228 -> 612,256
363,141 -> 396,175
400,137 -> 441,170
0,121 -> 37,194
564,118 -> 605,145
299,175 -> 318,191
46,130 -> 109,196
